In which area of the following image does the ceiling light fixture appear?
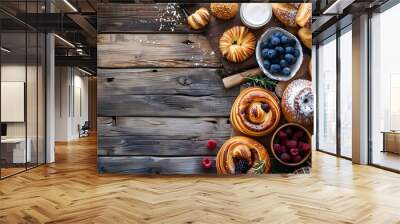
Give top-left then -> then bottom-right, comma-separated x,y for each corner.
54,34 -> 75,48
63,0 -> 78,12
323,0 -> 355,15
78,67 -> 93,76
1,47 -> 11,53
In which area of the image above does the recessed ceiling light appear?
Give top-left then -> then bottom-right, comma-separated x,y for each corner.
1,47 -> 11,53
54,34 -> 75,48
63,0 -> 78,12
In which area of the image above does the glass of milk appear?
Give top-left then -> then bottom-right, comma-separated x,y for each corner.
240,3 -> 272,29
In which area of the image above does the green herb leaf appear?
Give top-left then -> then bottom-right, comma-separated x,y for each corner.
247,160 -> 266,175
245,75 -> 277,91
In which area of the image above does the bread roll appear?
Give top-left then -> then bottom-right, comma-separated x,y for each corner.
210,3 -> 239,20
230,87 -> 281,136
187,8 -> 210,30
219,26 -> 256,63
271,3 -> 298,28
216,136 -> 271,174
296,3 -> 312,28
298,27 -> 312,49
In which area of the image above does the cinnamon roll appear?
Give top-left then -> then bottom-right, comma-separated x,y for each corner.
281,79 -> 313,126
216,136 -> 271,174
230,87 -> 281,137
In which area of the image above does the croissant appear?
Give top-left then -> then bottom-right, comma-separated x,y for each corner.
230,87 -> 281,137
281,79 -> 313,126
187,8 -> 210,30
216,136 -> 271,174
219,26 -> 256,63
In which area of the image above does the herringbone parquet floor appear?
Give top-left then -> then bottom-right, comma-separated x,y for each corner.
0,135 -> 399,224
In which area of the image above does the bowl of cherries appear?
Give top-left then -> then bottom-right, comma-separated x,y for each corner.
256,27 -> 303,81
271,123 -> 311,167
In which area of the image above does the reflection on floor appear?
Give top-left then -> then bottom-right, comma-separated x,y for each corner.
0,135 -> 400,223
373,150 -> 400,171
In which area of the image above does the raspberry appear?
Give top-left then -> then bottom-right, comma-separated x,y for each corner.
202,157 -> 212,169
206,140 -> 217,150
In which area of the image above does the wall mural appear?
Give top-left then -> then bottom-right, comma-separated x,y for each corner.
97,2 -> 313,175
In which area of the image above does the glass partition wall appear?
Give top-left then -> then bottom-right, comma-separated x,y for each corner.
316,26 -> 353,159
0,2 -> 46,179
370,3 -> 400,172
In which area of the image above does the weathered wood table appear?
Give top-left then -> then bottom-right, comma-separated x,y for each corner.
97,3 -> 237,174
97,3 -> 307,174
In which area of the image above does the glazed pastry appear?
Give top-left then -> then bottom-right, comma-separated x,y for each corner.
281,79 -> 313,126
296,3 -> 312,28
219,26 -> 256,63
187,8 -> 210,30
210,3 -> 239,20
216,136 -> 271,174
271,3 -> 298,28
231,87 -> 281,136
298,27 -> 312,49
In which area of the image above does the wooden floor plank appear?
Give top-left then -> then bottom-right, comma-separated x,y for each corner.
98,94 -> 235,117
1,136 -> 400,223
97,137 -> 225,156
98,156 -> 216,174
97,34 -> 221,68
98,117 -> 231,140
97,68 -> 238,97
98,3 -> 195,33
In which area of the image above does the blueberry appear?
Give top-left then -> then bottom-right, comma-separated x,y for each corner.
284,54 -> 296,64
285,46 -> 294,54
266,49 -> 277,59
275,46 -> 285,55
280,35 -> 289,45
274,31 -> 283,38
262,48 -> 269,58
260,41 -> 269,49
263,60 -> 271,70
289,38 -> 297,46
271,37 -> 281,46
280,59 -> 288,68
270,64 -> 281,74
293,49 -> 300,57
282,67 -> 291,76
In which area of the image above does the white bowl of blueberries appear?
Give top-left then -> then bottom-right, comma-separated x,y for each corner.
256,27 -> 303,81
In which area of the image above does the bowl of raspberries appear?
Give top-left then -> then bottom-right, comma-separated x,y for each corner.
256,27 -> 303,81
271,123 -> 311,167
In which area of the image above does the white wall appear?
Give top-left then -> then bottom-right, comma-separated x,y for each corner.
54,67 -> 89,141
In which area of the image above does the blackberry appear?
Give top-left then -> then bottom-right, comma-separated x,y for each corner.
235,159 -> 250,174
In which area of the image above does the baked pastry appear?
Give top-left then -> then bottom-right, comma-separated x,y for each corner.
271,3 -> 298,28
219,26 -> 256,63
298,27 -> 312,49
210,3 -> 239,20
216,136 -> 271,174
187,8 -> 210,30
296,3 -> 312,28
231,87 -> 281,136
281,79 -> 313,126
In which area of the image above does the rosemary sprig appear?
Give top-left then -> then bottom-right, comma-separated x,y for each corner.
247,160 -> 266,175
245,75 -> 278,91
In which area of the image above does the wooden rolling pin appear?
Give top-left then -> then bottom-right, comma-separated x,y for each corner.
222,68 -> 262,89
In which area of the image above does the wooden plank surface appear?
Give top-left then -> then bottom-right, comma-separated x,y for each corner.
98,156 -> 216,174
97,68 -> 238,117
98,94 -> 234,117
97,68 -> 238,96
98,117 -> 231,140
97,34 -> 221,68
98,3 -> 195,33
98,137 -> 224,156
